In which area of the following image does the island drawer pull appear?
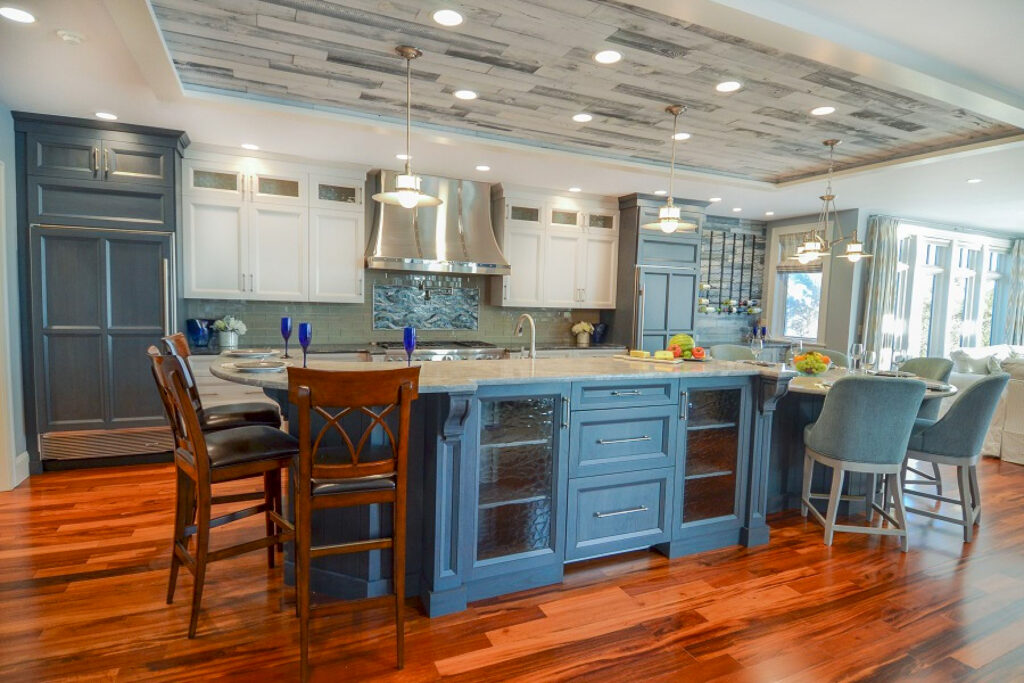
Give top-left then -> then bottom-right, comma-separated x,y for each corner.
594,505 -> 648,518
597,435 -> 651,445
610,390 -> 642,396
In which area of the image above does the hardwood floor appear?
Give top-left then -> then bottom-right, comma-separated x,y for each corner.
2,458 -> 1023,681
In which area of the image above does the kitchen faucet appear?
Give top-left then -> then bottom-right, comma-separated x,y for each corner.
514,313 -> 536,359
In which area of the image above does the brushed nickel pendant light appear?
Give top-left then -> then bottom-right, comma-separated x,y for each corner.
643,105 -> 696,233
372,46 -> 442,209
791,139 -> 872,264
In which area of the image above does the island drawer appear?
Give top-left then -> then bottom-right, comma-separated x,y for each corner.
570,405 -> 678,477
566,469 -> 673,561
570,379 -> 677,410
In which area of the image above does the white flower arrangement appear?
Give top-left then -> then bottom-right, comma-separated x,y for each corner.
571,321 -> 594,335
212,315 -> 247,335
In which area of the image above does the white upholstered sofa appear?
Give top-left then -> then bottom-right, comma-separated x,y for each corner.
946,345 -> 1024,463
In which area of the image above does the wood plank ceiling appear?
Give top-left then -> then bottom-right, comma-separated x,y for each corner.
150,0 -> 1022,183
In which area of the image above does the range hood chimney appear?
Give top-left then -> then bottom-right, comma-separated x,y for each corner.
365,170 -> 511,275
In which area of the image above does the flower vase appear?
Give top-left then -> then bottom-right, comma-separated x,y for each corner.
218,331 -> 239,350
576,332 -> 591,347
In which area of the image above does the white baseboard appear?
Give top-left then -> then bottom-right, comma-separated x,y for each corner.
14,450 -> 29,487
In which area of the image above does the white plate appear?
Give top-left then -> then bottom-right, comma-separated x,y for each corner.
227,360 -> 288,373
223,349 -> 279,359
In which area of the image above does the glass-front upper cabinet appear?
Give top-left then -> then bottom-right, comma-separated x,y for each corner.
472,383 -> 569,579
184,159 -> 245,201
250,162 -> 306,206
505,199 -> 544,230
549,207 -> 582,229
310,174 -> 362,209
585,209 -> 618,233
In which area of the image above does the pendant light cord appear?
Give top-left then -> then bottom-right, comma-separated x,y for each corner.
668,111 -> 678,207
405,55 -> 412,176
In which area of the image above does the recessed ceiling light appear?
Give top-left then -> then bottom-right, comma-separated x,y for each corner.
593,50 -> 622,64
716,81 -> 742,93
810,106 -> 836,116
453,89 -> 477,100
0,7 -> 35,23
431,9 -> 463,26
709,197 -> 722,203
572,113 -> 593,123
732,207 -> 743,212
475,165 -> 490,171
396,153 -> 411,160
654,190 -> 668,196
765,211 -> 775,216
967,178 -> 983,184
241,143 -> 260,151
671,132 -> 691,141
568,187 -> 582,193
94,112 -> 118,121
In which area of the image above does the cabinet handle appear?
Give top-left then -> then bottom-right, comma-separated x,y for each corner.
161,258 -> 171,335
610,390 -> 641,397
103,148 -> 109,178
561,396 -> 570,429
680,391 -> 689,421
250,273 -> 255,292
594,505 -> 648,519
240,273 -> 245,291
597,435 -> 651,445
359,276 -> 364,297
91,147 -> 99,176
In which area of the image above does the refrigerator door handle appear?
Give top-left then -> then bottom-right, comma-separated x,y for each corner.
161,257 -> 171,335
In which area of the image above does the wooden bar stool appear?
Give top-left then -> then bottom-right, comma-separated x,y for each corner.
287,366 -> 420,680
149,348 -> 297,637
162,333 -> 282,432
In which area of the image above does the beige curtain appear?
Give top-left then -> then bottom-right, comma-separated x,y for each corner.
861,216 -> 903,368
1007,239 -> 1024,345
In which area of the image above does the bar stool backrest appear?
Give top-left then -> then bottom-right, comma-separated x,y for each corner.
912,372 -> 1009,458
161,332 -> 203,412
151,349 -> 212,478
287,366 -> 421,483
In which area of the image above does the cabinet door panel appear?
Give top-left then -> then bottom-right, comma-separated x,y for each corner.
27,133 -> 100,180
543,231 -> 582,308
310,174 -> 362,209
102,141 -> 173,186
503,227 -> 544,306
637,267 -> 696,352
249,204 -> 308,301
251,163 -> 306,206
30,177 -> 172,231
308,208 -> 363,303
581,235 -> 617,308
183,197 -> 246,299
184,159 -> 244,199
570,406 -> 676,477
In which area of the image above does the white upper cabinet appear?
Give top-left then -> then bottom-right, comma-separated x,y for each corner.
182,152 -> 365,302
492,186 -> 619,309
308,208 -> 365,303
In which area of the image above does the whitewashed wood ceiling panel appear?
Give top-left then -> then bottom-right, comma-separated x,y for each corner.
151,0 -> 1022,182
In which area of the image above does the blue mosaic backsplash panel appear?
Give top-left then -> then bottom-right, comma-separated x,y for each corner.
373,284 -> 479,330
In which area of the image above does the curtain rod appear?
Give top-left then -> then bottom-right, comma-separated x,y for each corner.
869,213 -> 1022,241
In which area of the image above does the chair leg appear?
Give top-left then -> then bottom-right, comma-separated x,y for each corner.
297,496 -> 311,681
969,465 -> 982,526
889,474 -> 910,553
274,468 -> 285,553
932,462 -> 943,496
264,470 -> 278,569
823,467 -> 845,546
167,469 -> 194,605
801,453 -> 813,517
188,485 -> 211,639
866,473 -> 877,523
393,499 -> 406,670
957,465 -> 973,543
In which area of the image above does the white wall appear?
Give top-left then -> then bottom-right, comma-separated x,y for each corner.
0,104 -> 29,491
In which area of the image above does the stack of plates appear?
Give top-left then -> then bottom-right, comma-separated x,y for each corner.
226,360 -> 289,373
223,349 -> 279,359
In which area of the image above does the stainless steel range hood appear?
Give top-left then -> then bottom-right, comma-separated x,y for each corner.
365,170 -> 511,275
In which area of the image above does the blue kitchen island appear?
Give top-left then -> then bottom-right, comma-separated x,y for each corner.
212,357 -> 794,616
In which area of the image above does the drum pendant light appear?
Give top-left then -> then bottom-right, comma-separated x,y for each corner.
372,46 -> 442,209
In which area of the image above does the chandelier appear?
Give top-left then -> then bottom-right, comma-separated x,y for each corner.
791,139 -> 872,264
372,46 -> 442,209
643,105 -> 697,234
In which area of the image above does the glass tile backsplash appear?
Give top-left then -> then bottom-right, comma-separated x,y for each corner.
373,284 -> 479,330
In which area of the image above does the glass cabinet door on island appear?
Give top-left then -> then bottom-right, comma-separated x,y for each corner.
680,386 -> 746,526
471,384 -> 569,579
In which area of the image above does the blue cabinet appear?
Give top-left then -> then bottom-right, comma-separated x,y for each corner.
570,405 -> 678,477
637,265 -> 697,352
463,382 -> 570,600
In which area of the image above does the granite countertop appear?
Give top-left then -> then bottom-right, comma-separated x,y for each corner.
787,368 -> 958,397
211,356 -> 796,394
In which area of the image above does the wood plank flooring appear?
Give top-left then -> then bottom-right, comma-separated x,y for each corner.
1,458 -> 1023,681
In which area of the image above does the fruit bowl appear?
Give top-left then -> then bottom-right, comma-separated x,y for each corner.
793,351 -> 831,376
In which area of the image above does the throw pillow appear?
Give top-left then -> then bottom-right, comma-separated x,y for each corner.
951,349 -> 994,374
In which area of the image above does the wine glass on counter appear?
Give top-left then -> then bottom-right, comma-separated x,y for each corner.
749,335 -> 764,362
298,322 -> 312,368
849,342 -> 864,373
281,316 -> 292,358
863,350 -> 877,373
403,326 -> 416,367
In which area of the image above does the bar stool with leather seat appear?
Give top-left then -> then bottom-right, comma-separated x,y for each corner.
162,333 -> 282,432
801,375 -> 926,552
287,366 -> 420,680
149,348 -> 297,638
902,372 -> 1010,542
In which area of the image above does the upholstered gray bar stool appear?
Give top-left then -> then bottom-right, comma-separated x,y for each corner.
710,344 -> 755,361
801,375 -> 926,552
820,349 -> 850,368
902,372 -> 1009,542
900,357 -> 955,492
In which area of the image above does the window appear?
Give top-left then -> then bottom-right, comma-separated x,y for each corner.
766,225 -> 830,342
896,222 -> 1010,356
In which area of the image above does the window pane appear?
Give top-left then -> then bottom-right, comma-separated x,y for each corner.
981,278 -> 997,345
782,272 -> 821,338
917,272 -> 938,356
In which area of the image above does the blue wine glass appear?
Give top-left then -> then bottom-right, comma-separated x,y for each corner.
298,322 -> 312,368
403,326 -> 416,367
280,316 -> 292,358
